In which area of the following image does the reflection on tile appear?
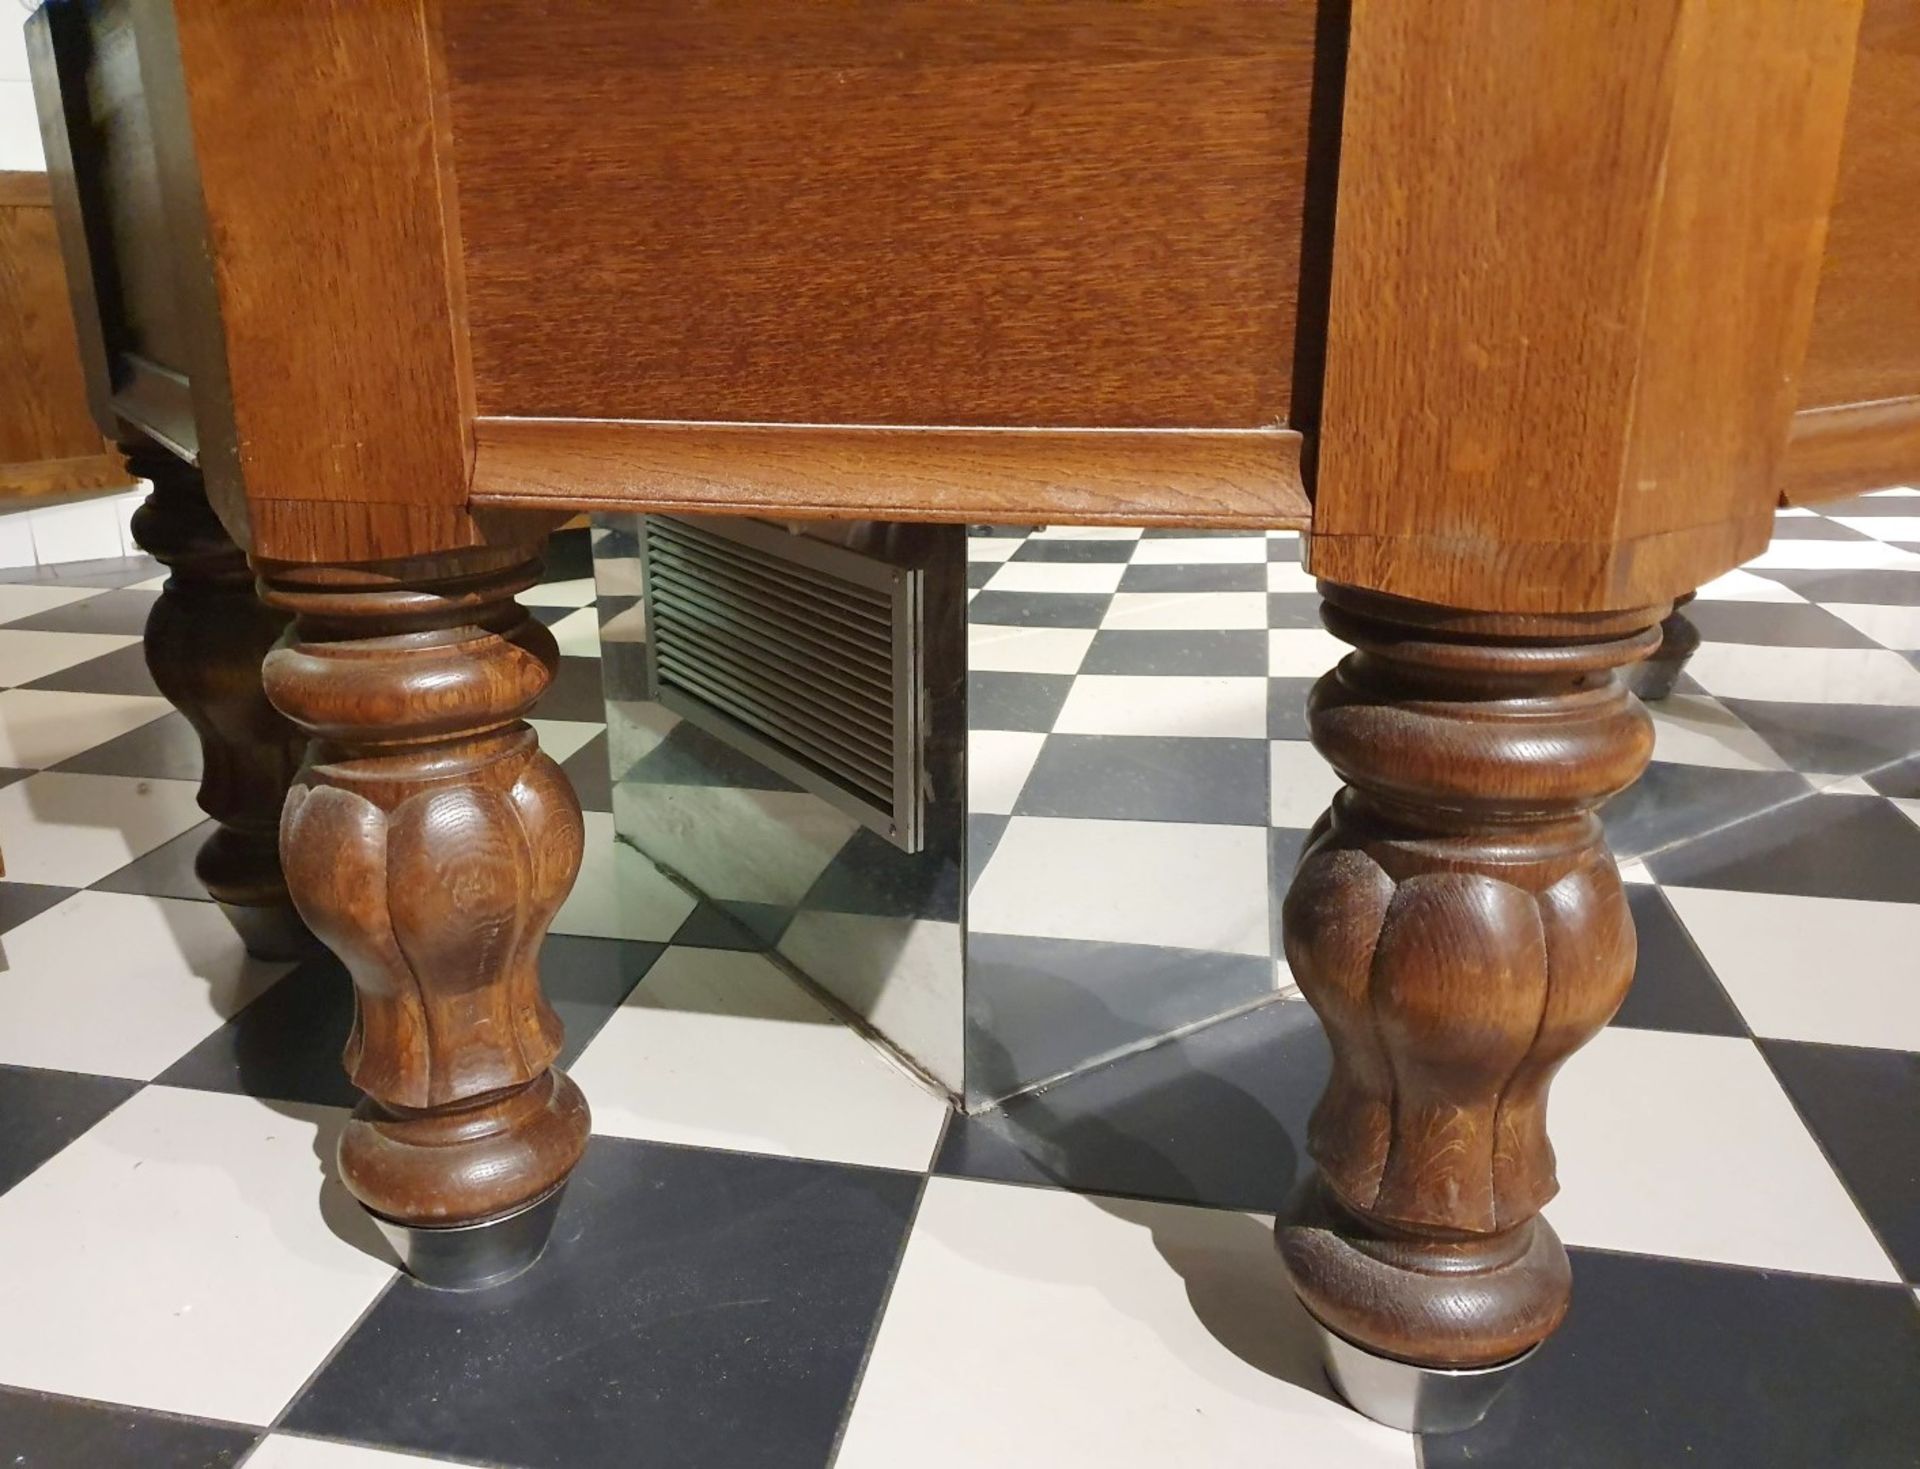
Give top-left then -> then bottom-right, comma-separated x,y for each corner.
550,811 -> 699,941
835,1178 -> 1415,1469
0,771 -> 205,886
972,816 -> 1269,957
284,1137 -> 918,1469
1644,694 -> 1789,769
572,945 -> 947,1170
0,1087 -> 394,1425
1546,1026 -> 1899,1280
1663,886 -> 1920,1052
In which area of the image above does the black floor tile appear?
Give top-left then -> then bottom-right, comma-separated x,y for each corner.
1867,752 -> 1920,799
1755,566 -> 1920,607
282,1137 -> 920,1469
1722,698 -> 1920,778
1116,562 -> 1265,593
543,527 -> 595,583
966,671 -> 1074,733
963,932 -> 1274,1102
0,881 -> 79,936
22,643 -> 161,697
1081,629 -> 1267,677
801,826 -> 962,922
1009,538 -> 1136,563
1647,791 -> 1920,903
561,730 -> 613,813
965,590 -> 1112,629
671,902 -> 784,951
1612,885 -> 1748,1036
0,766 -> 31,789
156,935 -> 661,1108
1762,1039 -> 1920,1282
1600,762 -> 1812,860
965,560 -> 998,589
1684,599 -> 1881,648
1425,1250 -> 1920,1469
0,1388 -> 256,1468
1268,678 -> 1315,740
966,813 -> 1010,892
1767,515 -> 1873,541
1267,535 -> 1303,561
0,1064 -> 140,1195
944,998 -> 1322,1212
1812,493 -> 1920,518
1014,734 -> 1269,826
534,656 -> 613,722
92,820 -> 216,902
1266,592 -> 1325,628
0,589 -> 158,637
52,709 -> 201,781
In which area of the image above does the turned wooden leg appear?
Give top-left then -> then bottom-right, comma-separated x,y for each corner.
259,547 -> 589,1289
1277,584 -> 1663,1431
1625,592 -> 1699,703
125,440 -> 311,960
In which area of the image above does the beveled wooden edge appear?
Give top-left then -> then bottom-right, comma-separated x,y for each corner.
1307,508 -> 1778,616
0,450 -> 138,502
468,419 -> 1311,530
1778,396 -> 1920,505
0,172 -> 53,208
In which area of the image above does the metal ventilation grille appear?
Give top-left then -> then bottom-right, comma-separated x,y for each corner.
640,515 -> 926,851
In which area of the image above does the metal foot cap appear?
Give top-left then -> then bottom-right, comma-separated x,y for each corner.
369,1183 -> 569,1292
1317,1321 -> 1538,1434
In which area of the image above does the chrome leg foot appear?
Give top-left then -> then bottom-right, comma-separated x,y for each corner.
1313,1319 -> 1536,1433
368,1184 -> 570,1292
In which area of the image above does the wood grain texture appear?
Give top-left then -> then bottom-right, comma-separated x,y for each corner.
166,0 -> 476,553
0,175 -> 126,482
126,439 -> 309,960
470,420 -> 1311,530
441,0 -> 1318,430
1780,395 -> 1920,505
1795,0 -> 1920,415
259,546 -> 589,1228
1309,0 -> 1863,613
1278,584 -> 1664,1368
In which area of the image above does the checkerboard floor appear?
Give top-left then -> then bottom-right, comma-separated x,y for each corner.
3,497 -> 1919,1468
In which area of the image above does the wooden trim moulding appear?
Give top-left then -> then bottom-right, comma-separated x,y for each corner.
468,419 -> 1311,530
0,172 -> 53,208
1778,396 -> 1920,505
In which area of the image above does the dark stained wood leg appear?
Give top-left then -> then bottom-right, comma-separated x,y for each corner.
1277,583 -> 1664,1430
124,440 -> 311,960
258,546 -> 589,1288
1625,592 -> 1699,703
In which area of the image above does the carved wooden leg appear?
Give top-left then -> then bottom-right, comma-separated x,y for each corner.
1277,583 -> 1663,1431
1625,592 -> 1699,702
125,441 -> 311,960
258,547 -> 589,1289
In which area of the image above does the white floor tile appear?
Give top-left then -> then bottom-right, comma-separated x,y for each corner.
0,514 -> 36,570
1662,885 -> 1920,1052
0,1087 -> 395,1424
1269,626 -> 1349,677
1130,536 -> 1267,565
1895,797 -> 1920,832
1266,558 -> 1320,594
0,687 -> 172,768
985,561 -> 1127,594
1055,674 -> 1267,739
971,816 -> 1269,956
1822,601 -> 1920,652
1029,525 -> 1142,541
1693,568 -> 1808,603
0,583 -> 102,624
545,606 -> 601,659
1685,643 -> 1920,707
27,500 -> 124,565
1742,538 -> 1920,572
0,770 -> 204,886
965,537 -> 1021,563
520,577 -> 597,607
1617,858 -> 1656,884
0,628 -> 139,685
1545,1026 -> 1900,1281
966,623 -> 1095,674
0,891 -> 291,1077
1646,694 -> 1791,770
569,945 -> 948,1171
1270,739 -> 1342,827
968,728 -> 1048,814
1832,516 -> 1920,544
1103,591 -> 1269,630
550,810 -> 698,940
248,1437 -> 487,1469
835,1179 -> 1415,1469
527,718 -> 604,764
